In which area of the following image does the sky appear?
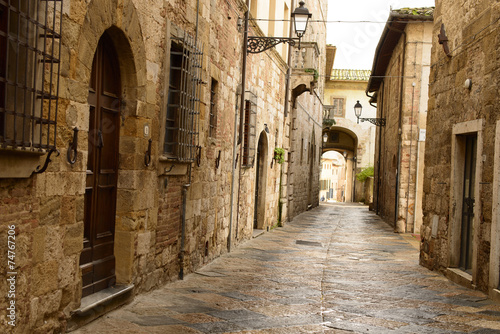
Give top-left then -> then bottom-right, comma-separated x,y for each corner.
327,0 -> 435,70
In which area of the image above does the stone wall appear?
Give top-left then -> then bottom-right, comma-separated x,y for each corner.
420,0 -> 500,297
372,20 -> 432,233
0,0 -> 327,332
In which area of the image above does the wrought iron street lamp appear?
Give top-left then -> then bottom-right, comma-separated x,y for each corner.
354,100 -> 386,127
323,133 -> 328,143
247,1 -> 312,54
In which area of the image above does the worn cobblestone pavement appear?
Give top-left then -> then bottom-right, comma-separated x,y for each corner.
72,203 -> 500,333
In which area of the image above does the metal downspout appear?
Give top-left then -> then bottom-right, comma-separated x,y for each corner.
179,0 -> 200,280
366,89 -> 381,214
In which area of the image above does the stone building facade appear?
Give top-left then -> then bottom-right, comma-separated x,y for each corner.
420,0 -> 500,301
366,8 -> 433,233
324,68 -> 376,203
0,0 -> 326,332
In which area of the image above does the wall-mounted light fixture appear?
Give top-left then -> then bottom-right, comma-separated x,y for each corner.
264,123 -> 270,133
323,133 -> 328,143
247,1 -> 312,54
354,100 -> 385,127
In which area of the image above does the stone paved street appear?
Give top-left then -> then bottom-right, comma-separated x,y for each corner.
72,203 -> 500,333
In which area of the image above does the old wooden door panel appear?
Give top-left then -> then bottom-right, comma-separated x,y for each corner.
81,33 -> 121,297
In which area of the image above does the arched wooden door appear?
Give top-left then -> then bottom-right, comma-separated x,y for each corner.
80,33 -> 121,297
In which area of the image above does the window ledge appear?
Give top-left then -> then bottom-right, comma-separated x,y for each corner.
159,156 -> 189,175
0,149 -> 45,178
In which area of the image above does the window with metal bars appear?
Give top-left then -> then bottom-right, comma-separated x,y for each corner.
0,0 -> 63,151
242,92 -> 256,167
164,32 -> 203,162
209,78 -> 217,138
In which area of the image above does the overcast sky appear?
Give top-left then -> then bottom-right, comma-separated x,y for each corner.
327,0 -> 435,70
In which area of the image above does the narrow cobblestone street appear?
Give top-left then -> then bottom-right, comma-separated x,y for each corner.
72,203 -> 500,333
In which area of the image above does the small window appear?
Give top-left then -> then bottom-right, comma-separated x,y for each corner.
163,32 -> 204,161
242,92 -> 257,167
209,78 -> 217,138
0,1 -> 63,151
324,98 -> 345,119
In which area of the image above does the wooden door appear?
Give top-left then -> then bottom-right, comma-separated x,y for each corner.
459,135 -> 476,273
80,33 -> 121,297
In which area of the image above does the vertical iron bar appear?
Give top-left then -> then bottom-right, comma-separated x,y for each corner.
31,0 -> 40,148
38,0 -> 48,149
45,0 -> 55,149
21,0 -> 30,148
13,0 -> 20,146
53,0 -> 63,150
179,34 -> 187,160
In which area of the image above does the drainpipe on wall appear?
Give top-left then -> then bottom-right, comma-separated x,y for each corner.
228,88 -> 241,253
366,89 -> 381,214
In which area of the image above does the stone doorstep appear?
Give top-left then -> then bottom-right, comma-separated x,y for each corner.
73,284 -> 134,315
446,268 -> 474,289
253,229 -> 265,238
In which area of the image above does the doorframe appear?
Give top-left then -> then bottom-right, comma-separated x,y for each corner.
490,120 -> 500,300
448,119 -> 483,285
254,131 -> 268,230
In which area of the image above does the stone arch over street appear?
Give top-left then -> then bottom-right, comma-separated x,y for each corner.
322,126 -> 358,202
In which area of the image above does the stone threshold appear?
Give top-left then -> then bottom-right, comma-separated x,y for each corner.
253,229 -> 265,238
446,267 -> 474,289
491,289 -> 500,303
74,284 -> 134,315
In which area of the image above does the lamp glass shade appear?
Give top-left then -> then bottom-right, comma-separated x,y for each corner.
323,133 -> 328,143
292,1 -> 311,38
354,100 -> 362,118
294,15 -> 309,37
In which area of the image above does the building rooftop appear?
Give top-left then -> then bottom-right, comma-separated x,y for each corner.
392,7 -> 434,17
330,69 -> 371,81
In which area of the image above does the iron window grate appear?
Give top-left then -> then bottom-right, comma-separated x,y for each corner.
0,0 -> 63,151
164,32 -> 204,162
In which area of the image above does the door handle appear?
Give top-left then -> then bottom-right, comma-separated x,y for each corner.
97,130 -> 104,148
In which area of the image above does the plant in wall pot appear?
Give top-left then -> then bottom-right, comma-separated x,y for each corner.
274,148 -> 285,164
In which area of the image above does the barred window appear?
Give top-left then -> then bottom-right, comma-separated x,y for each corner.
164,32 -> 203,162
209,78 -> 217,138
0,0 -> 63,151
242,92 -> 256,167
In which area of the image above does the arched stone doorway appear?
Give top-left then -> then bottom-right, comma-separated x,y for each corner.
322,127 -> 358,202
254,131 -> 268,229
81,31 -> 122,297
76,0 -> 147,296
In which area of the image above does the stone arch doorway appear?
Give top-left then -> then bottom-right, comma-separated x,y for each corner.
254,131 -> 269,229
78,26 -> 144,299
81,31 -> 122,297
322,127 -> 358,202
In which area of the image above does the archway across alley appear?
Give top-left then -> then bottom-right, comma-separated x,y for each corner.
321,127 -> 358,202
